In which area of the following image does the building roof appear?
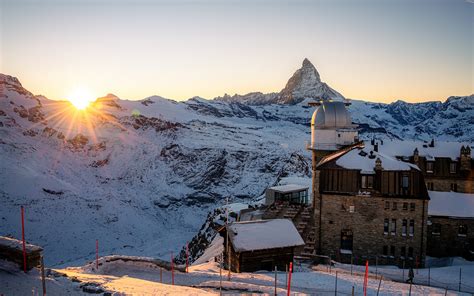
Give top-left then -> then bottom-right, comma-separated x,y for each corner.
226,219 -> 305,252
365,140 -> 473,161
311,101 -> 356,129
267,184 -> 308,194
428,191 -> 474,218
318,143 -> 419,173
335,148 -> 419,173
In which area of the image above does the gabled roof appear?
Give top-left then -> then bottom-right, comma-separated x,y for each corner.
317,142 -> 419,173
223,219 -> 304,252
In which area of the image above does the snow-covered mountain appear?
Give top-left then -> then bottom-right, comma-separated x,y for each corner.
215,58 -> 343,105
0,60 -> 472,267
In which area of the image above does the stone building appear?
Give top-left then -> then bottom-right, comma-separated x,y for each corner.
307,100 -> 429,267
365,140 -> 474,194
427,191 -> 474,260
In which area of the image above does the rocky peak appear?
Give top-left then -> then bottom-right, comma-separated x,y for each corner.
277,58 -> 344,105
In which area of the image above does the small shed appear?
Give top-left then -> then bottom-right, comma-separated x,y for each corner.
265,184 -> 309,205
0,236 -> 43,270
219,219 -> 305,272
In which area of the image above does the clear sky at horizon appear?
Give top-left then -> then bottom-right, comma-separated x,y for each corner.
1,0 -> 472,103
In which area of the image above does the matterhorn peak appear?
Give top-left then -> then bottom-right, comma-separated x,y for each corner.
277,58 -> 343,104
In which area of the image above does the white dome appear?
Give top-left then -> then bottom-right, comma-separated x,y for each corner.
311,101 -> 352,128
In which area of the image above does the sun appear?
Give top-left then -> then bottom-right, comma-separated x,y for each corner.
67,88 -> 95,110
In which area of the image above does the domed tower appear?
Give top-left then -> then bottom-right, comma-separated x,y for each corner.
307,100 -> 359,221
310,100 -> 358,154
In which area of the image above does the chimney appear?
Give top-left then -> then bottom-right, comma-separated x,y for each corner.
460,145 -> 472,171
430,139 -> 435,147
375,157 -> 383,171
413,147 -> 420,166
374,143 -> 379,152
371,139 -> 375,145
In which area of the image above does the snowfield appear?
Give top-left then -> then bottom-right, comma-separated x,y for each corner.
2,255 -> 473,295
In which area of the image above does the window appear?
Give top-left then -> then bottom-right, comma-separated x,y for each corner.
426,162 -> 434,173
400,247 -> 406,258
409,220 -> 415,236
361,175 -> 374,189
450,162 -> 457,174
384,218 -> 389,234
451,183 -> 458,192
392,202 -> 398,210
402,176 -> 409,188
410,203 -> 415,211
402,219 -> 407,236
341,230 -> 353,251
408,247 -> 414,258
349,205 -> 355,213
403,202 -> 408,211
338,133 -> 341,138
390,246 -> 395,257
427,182 -> 434,190
391,219 -> 397,235
432,223 -> 441,235
385,201 -> 390,210
458,225 -> 468,236
382,246 -> 388,256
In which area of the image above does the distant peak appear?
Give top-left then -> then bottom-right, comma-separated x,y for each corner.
302,58 -> 313,68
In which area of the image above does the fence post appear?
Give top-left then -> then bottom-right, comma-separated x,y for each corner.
363,260 -> 369,296
409,281 -> 412,296
335,271 -> 338,296
402,260 -> 405,282
376,276 -> 382,296
21,206 -> 27,273
350,255 -> 353,275
274,266 -> 277,296
95,239 -> 99,271
329,255 -> 332,274
160,267 -> 162,283
428,267 -> 430,286
351,286 -> 354,296
375,256 -> 378,278
171,251 -> 174,285
444,286 -> 447,296
458,267 -> 461,292
41,256 -> 46,296
286,264 -> 288,287
287,262 -> 293,296
186,242 -> 189,273
219,253 -> 222,295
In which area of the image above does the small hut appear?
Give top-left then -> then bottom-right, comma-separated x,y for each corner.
219,219 -> 304,272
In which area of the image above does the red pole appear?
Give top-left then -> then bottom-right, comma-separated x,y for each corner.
363,260 -> 369,296
21,206 -> 27,273
171,251 -> 174,285
287,262 -> 293,296
96,239 -> 99,271
186,242 -> 189,273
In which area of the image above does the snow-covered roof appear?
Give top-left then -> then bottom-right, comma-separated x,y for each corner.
227,219 -> 304,252
0,236 -> 43,253
428,191 -> 474,218
268,184 -> 308,193
366,140 -> 473,161
334,147 -> 419,173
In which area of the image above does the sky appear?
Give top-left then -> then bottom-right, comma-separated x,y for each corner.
0,0 -> 472,103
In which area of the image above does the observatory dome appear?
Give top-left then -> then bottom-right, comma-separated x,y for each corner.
311,101 -> 352,128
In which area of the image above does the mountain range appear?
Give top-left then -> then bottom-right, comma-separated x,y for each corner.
0,59 -> 472,266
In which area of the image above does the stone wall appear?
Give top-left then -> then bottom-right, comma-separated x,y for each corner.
427,216 -> 474,260
425,177 -> 473,193
316,193 -> 428,267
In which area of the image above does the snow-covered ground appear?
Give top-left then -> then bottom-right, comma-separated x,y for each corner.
3,255 -> 473,295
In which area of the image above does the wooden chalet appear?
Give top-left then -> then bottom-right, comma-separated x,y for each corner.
218,219 -> 304,272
